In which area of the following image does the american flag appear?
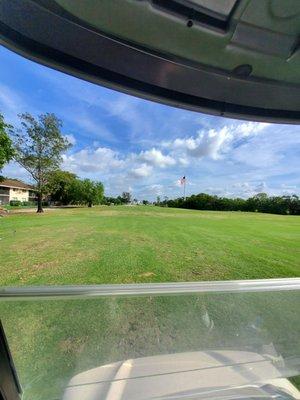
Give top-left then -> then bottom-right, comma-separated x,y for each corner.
180,176 -> 186,185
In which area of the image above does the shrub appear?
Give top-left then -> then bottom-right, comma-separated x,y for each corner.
10,200 -> 21,206
20,201 -> 35,207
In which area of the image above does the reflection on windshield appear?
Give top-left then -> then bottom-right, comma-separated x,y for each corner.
0,280 -> 299,400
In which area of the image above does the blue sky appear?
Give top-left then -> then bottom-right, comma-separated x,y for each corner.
1,46 -> 299,200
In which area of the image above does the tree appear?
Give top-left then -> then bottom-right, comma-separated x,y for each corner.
283,195 -> 300,215
11,113 -> 71,212
71,179 -> 104,207
0,113 -> 14,171
82,179 -> 104,207
46,170 -> 78,205
121,191 -> 132,204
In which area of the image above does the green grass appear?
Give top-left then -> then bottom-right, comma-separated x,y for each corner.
0,206 -> 299,399
0,205 -> 299,286
3,204 -> 35,209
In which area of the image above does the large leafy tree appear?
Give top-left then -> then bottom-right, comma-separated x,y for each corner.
46,169 -> 78,205
71,179 -> 104,207
81,179 -> 104,207
11,113 -> 71,212
0,113 -> 14,172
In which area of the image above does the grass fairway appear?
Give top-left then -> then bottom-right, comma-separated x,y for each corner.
0,205 -> 299,286
0,206 -> 299,399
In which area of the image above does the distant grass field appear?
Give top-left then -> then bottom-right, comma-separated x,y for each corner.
0,206 -> 299,399
0,205 -> 299,286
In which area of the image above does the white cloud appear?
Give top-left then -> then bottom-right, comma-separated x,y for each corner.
137,148 -> 175,168
178,157 -> 189,166
187,127 -> 232,159
136,184 -> 164,198
231,181 -> 268,197
162,122 -> 269,162
62,147 -> 124,174
237,122 -> 269,137
130,163 -> 153,178
232,128 -> 300,169
163,127 -> 232,159
62,145 -> 172,182
148,184 -> 164,196
281,183 -> 297,190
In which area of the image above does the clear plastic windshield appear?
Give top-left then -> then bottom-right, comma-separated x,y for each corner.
0,279 -> 299,400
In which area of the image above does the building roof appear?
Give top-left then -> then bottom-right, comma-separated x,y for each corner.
0,178 -> 35,190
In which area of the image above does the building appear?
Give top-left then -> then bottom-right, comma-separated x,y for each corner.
0,179 -> 36,205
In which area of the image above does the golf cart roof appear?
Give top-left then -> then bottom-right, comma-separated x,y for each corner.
1,0 -> 300,123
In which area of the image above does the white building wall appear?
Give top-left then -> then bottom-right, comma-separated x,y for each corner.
9,188 -> 29,202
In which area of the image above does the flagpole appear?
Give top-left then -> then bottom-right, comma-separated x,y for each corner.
180,176 -> 186,200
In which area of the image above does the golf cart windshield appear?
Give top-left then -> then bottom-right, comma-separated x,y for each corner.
1,279 -> 300,400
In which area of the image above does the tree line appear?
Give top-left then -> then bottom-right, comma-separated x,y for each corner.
157,192 -> 300,215
0,112 -> 104,212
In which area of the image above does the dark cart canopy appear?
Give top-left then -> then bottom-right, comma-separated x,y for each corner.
1,0 -> 300,123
